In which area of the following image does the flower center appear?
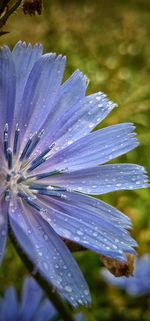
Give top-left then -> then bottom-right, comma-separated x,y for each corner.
2,123 -> 65,207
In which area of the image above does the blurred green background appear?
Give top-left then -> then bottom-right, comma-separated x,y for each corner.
0,0 -> 150,320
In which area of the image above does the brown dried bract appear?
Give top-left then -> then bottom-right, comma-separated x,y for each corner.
63,239 -> 87,252
23,0 -> 42,15
100,253 -> 135,277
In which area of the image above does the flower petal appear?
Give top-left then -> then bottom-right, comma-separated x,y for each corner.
21,277 -> 43,321
9,198 -> 91,307
19,53 -> 66,140
44,164 -> 149,195
12,41 -> 43,127
37,123 -> 138,172
37,192 -> 136,262
33,299 -> 56,321
51,91 -> 117,152
0,298 -> 4,320
101,268 -> 127,287
36,69 -> 88,153
3,287 -> 18,321
0,196 -> 8,263
0,46 -> 16,135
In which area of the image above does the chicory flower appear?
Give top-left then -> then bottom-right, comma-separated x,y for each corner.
0,276 -> 84,321
0,41 -> 148,306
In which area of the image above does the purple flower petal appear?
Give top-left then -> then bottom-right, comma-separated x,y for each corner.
12,41 -> 43,129
50,91 -> 117,152
44,164 -> 149,194
32,299 -> 56,321
36,192 -> 136,261
36,123 -> 138,172
3,287 -> 18,321
101,268 -> 127,287
18,54 -> 66,140
36,69 -> 88,153
9,197 -> 91,307
0,195 -> 8,263
0,277 -> 58,321
0,46 -> 16,135
21,277 -> 43,321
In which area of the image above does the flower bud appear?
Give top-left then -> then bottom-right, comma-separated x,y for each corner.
23,0 -> 42,15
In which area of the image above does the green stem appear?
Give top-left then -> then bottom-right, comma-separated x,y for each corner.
0,0 -> 22,29
9,228 -> 76,321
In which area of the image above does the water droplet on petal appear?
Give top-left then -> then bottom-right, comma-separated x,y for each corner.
84,289 -> 89,296
77,230 -> 84,236
43,234 -> 48,241
1,230 -> 6,236
43,262 -> 49,271
65,285 -> 72,293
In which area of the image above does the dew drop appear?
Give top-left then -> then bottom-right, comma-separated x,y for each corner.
77,230 -> 84,236
65,285 -> 72,293
74,236 -> 80,242
43,262 -> 49,271
84,289 -> 89,296
89,123 -> 94,129
112,244 -> 118,249
43,234 -> 48,241
1,230 -> 6,237
93,232 -> 98,237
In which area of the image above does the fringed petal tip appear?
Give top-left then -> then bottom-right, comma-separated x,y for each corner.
94,90 -> 118,108
13,40 -> 43,51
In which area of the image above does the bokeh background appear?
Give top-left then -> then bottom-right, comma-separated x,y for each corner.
0,0 -> 150,320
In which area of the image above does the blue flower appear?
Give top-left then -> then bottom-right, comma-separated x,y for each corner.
0,41 -> 149,306
0,276 -> 84,321
101,255 -> 150,296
